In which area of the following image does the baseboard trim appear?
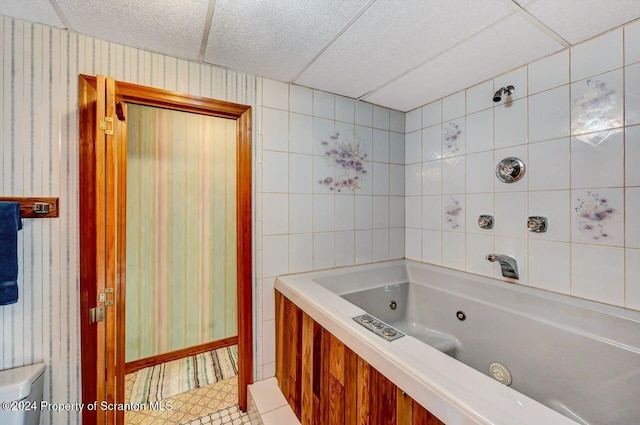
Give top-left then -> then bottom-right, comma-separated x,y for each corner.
125,336 -> 238,374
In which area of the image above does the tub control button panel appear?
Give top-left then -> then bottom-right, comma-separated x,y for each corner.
353,314 -> 404,341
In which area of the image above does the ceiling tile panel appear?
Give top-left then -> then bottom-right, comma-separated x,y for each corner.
204,0 -> 370,82
294,0 -> 513,98
0,0 -> 63,27
57,0 -> 209,60
363,14 -> 564,112
521,0 -> 640,44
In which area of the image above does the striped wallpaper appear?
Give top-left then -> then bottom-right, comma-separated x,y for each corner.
125,104 -> 238,362
0,16 -> 256,425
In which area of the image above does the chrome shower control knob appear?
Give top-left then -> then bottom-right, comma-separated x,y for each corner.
527,216 -> 547,233
496,157 -> 525,183
478,215 -> 494,229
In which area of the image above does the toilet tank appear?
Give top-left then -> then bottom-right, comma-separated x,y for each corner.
0,363 -> 46,425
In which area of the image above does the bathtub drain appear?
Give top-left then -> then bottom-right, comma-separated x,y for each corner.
489,362 -> 512,386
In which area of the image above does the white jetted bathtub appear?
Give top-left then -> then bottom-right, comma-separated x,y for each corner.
274,260 -> 640,425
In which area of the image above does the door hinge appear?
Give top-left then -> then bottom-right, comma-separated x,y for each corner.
99,116 -> 114,135
99,287 -> 115,306
89,306 -> 105,323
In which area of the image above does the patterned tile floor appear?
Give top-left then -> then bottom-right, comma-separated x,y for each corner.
124,373 -> 249,424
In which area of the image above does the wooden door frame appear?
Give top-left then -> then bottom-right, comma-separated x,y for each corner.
79,75 -> 253,424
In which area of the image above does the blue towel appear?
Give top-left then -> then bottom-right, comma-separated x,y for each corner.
0,202 -> 22,305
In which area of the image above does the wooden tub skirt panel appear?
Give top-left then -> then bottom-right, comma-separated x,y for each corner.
275,290 -> 445,425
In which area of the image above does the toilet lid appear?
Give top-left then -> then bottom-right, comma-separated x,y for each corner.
0,363 -> 45,401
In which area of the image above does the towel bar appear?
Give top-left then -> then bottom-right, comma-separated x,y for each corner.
0,197 -> 59,218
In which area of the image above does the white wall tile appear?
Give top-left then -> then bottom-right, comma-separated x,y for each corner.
571,29 -> 623,82
442,119 -> 465,158
390,164 -> 405,196
355,196 -> 373,229
422,125 -> 442,161
335,231 -> 355,267
405,108 -> 421,133
422,230 -> 442,265
495,98 -> 528,148
261,278 -> 276,322
405,228 -> 422,261
390,109 -> 405,133
263,194 -> 288,235
495,192 -> 528,237
263,151 -> 289,193
529,138 -> 570,191
355,230 -> 373,264
373,196 -> 390,229
373,106 -> 390,130
528,191 -> 570,242
465,193 -> 494,235
263,79 -> 289,110
262,108 -> 289,151
314,155 -> 335,194
290,85 -> 312,115
626,20 -> 640,65
262,320 -> 276,364
313,194 -> 334,232
313,117 -> 335,155
529,240 -> 570,294
373,163 -> 390,196
263,235 -> 289,278
314,232 -> 335,270
465,151 -> 493,194
466,234 -> 494,277
389,228 -> 405,259
571,188 -> 624,246
405,196 -> 421,228
442,157 -> 465,194
405,130 -> 421,164
373,129 -> 390,162
571,69 -> 624,135
528,85 -> 570,143
571,244 -> 624,305
466,80 -> 494,115
570,129 -> 623,189
422,100 -> 442,128
528,50 -> 569,94
289,234 -> 313,273
335,195 -> 355,231
356,101 -> 373,127
465,109 -> 493,154
442,195 -> 465,232
390,197 -> 405,228
314,90 -> 335,120
627,125 -> 640,186
335,96 -> 355,123
421,161 -> 442,195
442,91 -> 465,121
422,195 -> 442,231
289,194 -> 312,234
626,248 -> 640,310
289,113 -> 313,154
372,229 -> 390,261
389,132 -> 405,164
289,153 -> 312,193
442,232 -> 465,270
405,163 -> 423,196
626,63 -> 640,126
626,187 -> 640,248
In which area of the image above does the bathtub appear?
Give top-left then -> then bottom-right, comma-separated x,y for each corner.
274,260 -> 640,425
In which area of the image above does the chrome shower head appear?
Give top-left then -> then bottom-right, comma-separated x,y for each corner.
493,85 -> 515,102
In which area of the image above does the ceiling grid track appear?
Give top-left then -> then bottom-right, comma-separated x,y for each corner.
199,0 -> 216,62
291,0 -> 378,83
48,0 -> 72,30
501,0 -> 571,47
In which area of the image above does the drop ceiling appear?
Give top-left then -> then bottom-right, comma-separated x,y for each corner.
2,0 -> 639,112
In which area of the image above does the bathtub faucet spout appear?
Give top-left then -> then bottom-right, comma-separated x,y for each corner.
486,254 -> 519,279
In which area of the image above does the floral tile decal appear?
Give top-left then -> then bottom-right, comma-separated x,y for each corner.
571,69 -> 623,135
573,189 -> 623,245
444,195 -> 463,231
318,132 -> 368,192
443,120 -> 464,157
